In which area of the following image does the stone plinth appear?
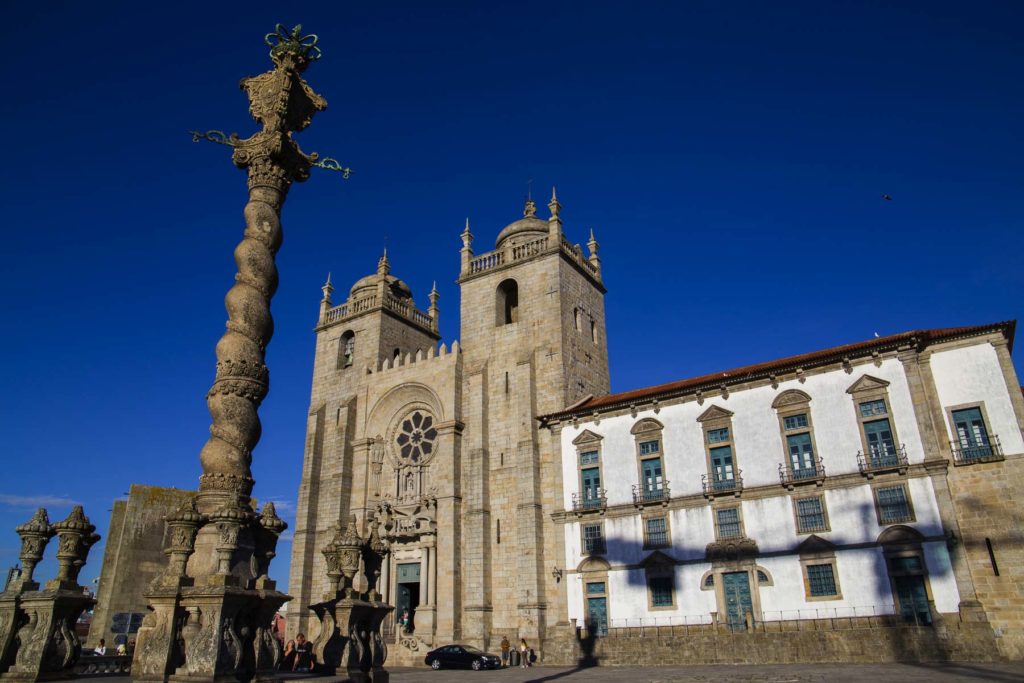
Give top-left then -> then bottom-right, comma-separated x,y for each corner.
0,588 -> 94,681
310,594 -> 393,683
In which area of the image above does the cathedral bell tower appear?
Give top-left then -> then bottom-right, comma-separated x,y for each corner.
456,189 -> 610,647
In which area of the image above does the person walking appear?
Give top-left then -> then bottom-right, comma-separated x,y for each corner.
500,636 -> 510,668
519,639 -> 529,668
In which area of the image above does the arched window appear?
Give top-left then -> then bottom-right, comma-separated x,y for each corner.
338,330 -> 355,369
496,279 -> 519,326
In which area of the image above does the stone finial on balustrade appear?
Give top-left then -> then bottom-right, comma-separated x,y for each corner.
548,186 -> 563,246
322,515 -> 363,599
161,497 -> 206,586
13,508 -> 55,591
48,505 -> 100,590
254,501 -> 288,587
208,496 -> 253,582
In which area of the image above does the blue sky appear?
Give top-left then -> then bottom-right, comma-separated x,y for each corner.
1,1 -> 1021,592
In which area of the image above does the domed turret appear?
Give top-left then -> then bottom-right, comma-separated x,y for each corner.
495,197 -> 549,249
348,248 -> 414,300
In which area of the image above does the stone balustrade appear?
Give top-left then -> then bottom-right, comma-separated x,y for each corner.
321,292 -> 436,332
465,234 -> 601,279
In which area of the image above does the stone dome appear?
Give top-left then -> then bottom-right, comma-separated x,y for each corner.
348,250 -> 413,300
495,198 -> 549,248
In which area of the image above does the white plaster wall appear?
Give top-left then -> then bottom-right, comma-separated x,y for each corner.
929,343 -> 1024,455
559,357 -> 926,507
557,356 -> 966,624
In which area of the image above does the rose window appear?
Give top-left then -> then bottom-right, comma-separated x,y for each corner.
396,411 -> 437,462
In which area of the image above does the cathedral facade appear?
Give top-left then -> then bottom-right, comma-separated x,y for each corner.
288,192 -> 607,654
288,192 -> 1024,662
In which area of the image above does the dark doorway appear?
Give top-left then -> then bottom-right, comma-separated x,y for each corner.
396,562 -> 421,633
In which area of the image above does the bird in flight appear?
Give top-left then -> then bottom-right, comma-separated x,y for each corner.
881,194 -> 893,201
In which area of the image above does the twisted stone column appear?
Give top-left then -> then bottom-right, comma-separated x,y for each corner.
197,26 -> 327,509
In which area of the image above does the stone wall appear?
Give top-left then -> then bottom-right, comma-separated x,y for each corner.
947,455 -> 1024,659
88,484 -> 194,648
542,616 -> 999,666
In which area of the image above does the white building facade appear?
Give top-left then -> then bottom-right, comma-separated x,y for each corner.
543,323 -> 1024,646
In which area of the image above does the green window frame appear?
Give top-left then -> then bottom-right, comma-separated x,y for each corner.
806,563 -> 838,597
795,496 -> 827,533
877,485 -> 912,524
716,507 -> 742,539
649,576 -> 673,607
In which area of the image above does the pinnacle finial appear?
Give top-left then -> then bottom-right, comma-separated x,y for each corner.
548,186 -> 562,219
377,248 -> 390,275
321,272 -> 334,302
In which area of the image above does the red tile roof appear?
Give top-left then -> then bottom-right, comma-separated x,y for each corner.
540,321 -> 1015,422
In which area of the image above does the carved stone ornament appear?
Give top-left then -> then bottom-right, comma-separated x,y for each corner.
162,497 -> 206,581
49,505 -> 99,589
14,508 -> 54,589
705,537 -> 760,564
253,502 -> 287,580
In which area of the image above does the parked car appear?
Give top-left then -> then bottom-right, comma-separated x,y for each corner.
424,644 -> 501,671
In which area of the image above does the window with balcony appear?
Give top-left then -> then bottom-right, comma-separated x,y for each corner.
632,418 -> 669,504
572,430 -> 606,512
847,375 -> 906,475
948,404 -> 1002,465
875,484 -> 915,524
773,389 -> 824,487
698,405 -> 741,496
794,495 -> 829,534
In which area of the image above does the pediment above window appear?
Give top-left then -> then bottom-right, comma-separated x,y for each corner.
577,556 -> 611,573
771,389 -> 812,409
877,524 -> 924,546
640,549 -> 676,568
630,418 -> 665,435
796,534 -> 835,556
696,404 -> 734,423
846,374 -> 890,394
572,429 -> 604,446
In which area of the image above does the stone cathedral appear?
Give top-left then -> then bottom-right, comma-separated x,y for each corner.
288,191 -> 606,654
290,189 -> 1024,665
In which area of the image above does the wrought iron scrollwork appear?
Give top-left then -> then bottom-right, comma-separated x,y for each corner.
265,24 -> 322,62
313,157 -> 353,179
189,130 -> 235,147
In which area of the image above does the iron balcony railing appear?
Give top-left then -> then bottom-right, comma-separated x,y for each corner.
952,435 -> 1003,466
572,488 -> 607,512
632,481 -> 671,505
857,444 -> 908,475
778,458 -> 826,488
702,471 -> 743,496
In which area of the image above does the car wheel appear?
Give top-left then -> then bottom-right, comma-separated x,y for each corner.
431,659 -> 441,670
471,659 -> 482,671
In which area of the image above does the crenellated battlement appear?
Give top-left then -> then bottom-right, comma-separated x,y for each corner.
369,341 -> 461,375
